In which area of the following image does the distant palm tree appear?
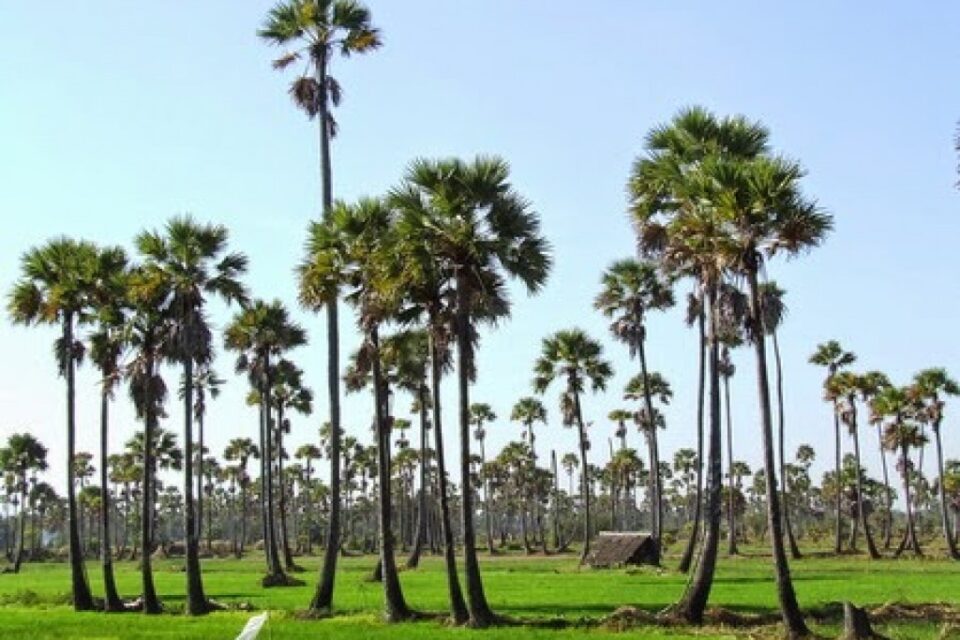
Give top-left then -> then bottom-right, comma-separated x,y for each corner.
595,258 -> 674,561
259,1 -> 381,613
471,403 -> 498,555
911,368 -> 960,559
224,438 -> 260,556
512,397 -> 548,551
0,434 -> 48,573
534,329 -> 613,564
810,340 -> 857,554
184,366 -> 224,551
137,215 -> 247,614
7,237 -> 100,610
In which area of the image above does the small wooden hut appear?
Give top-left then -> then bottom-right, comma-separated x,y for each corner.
586,532 -> 657,568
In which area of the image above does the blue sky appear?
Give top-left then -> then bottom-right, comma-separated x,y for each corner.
2,2 -> 959,500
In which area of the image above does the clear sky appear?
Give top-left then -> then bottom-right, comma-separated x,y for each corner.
2,2 -> 959,501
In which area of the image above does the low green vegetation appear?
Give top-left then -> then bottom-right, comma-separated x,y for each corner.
0,551 -> 958,639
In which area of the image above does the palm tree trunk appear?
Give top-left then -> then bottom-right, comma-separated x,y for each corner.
262,360 -> 285,580
672,284 -> 722,623
746,268 -> 808,636
64,316 -> 95,611
141,352 -> 161,614
878,426 -> 894,549
370,327 -> 412,620
898,444 -> 922,557
13,490 -> 25,573
934,426 -> 960,559
276,406 -> 296,571
182,359 -> 208,614
406,383 -> 430,568
456,275 -> 495,627
772,331 -> 802,559
724,372 -> 738,555
851,415 -> 880,559
679,306 -> 706,573
551,450 -> 561,550
572,389 -> 592,564
311,45 -> 343,615
100,389 -> 123,610
637,337 -> 662,564
833,403 -> 843,554
196,406 -> 204,549
479,437 -> 495,555
428,328 -> 469,624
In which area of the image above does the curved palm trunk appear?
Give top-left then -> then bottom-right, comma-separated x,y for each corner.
637,338 -> 662,564
672,284 -> 722,622
849,407 -> 880,559
182,360 -> 209,614
456,276 -> 495,627
406,383 -> 430,568
572,390 -> 592,564
428,330 -> 469,623
746,269 -> 808,637
933,426 -> 960,559
833,404 -> 843,554
772,331 -> 802,559
311,47 -> 343,615
99,389 -> 123,610
679,307 -> 706,573
724,372 -> 738,555
370,328 -> 412,621
63,316 -> 95,611
141,353 -> 161,614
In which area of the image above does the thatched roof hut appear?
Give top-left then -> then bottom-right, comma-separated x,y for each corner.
586,532 -> 657,568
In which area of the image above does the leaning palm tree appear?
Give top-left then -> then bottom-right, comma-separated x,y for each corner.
259,2 -> 381,612
911,368 -> 960,559
298,198 -> 412,621
392,156 -> 551,627
87,245 -> 132,610
7,238 -> 99,610
137,215 -> 248,614
810,340 -> 857,553
534,329 -> 613,564
594,258 -> 674,562
225,300 -> 307,585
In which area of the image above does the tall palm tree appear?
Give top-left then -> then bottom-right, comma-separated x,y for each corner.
7,237 -> 100,610
623,370 -> 671,538
534,329 -> 613,564
295,443 -> 322,554
225,300 -> 307,584
826,372 -> 880,558
810,340 -> 857,553
393,156 -> 551,627
0,434 -> 48,573
512,397 -> 548,551
718,345 -> 740,555
224,438 -> 260,556
184,366 -> 224,549
594,258 -> 674,562
471,403 -> 498,555
911,368 -> 960,559
87,245 -> 132,610
137,215 -> 248,614
259,1 -> 381,613
299,198 -> 412,620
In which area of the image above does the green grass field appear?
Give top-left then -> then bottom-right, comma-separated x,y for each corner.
1,549 -> 958,638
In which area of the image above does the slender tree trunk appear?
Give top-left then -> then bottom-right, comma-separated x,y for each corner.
746,268 -> 808,637
898,444 -> 922,557
406,384 -> 430,568
551,450 -> 561,550
572,389 -> 592,564
933,426 -> 960,559
13,490 -> 26,573
311,46 -> 343,615
850,408 -> 880,559
141,352 -> 161,614
456,275 -> 495,627
479,437 -> 495,555
276,407 -> 297,572
183,359 -> 208,614
428,329 -> 469,624
772,331 -> 802,559
877,426 -> 894,549
262,360 -> 285,580
679,306 -> 706,573
724,371 -> 738,555
100,390 -> 123,610
672,284 -> 722,623
833,401 -> 843,554
196,403 -> 205,550
64,316 -> 95,610
637,337 -> 662,564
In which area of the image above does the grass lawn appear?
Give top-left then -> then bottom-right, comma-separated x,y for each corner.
0,547 -> 958,638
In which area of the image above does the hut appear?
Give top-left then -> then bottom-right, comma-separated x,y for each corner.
586,532 -> 657,568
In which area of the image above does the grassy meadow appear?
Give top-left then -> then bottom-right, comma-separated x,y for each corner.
1,548 -> 958,639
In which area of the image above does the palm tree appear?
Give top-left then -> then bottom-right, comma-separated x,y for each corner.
534,329 -> 613,564
678,289 -> 706,573
872,385 -> 927,557
299,198 -> 412,620
911,368 -> 960,559
717,345 -> 740,555
259,1 -> 381,613
7,237 -> 100,610
826,372 -> 880,559
295,443 -> 322,554
512,397 -> 548,551
0,434 -> 48,573
393,156 -> 551,626
137,215 -> 248,614
810,340 -> 857,553
595,258 -> 674,561
224,438 -> 260,556
623,370 -> 671,538
225,300 -> 307,584
471,403 -> 498,555
184,366 -> 224,551
87,245 -> 131,610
